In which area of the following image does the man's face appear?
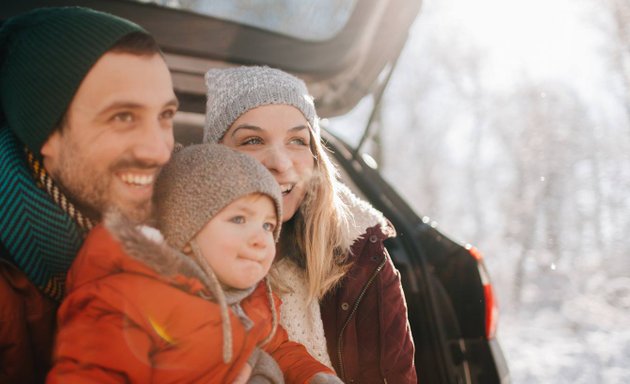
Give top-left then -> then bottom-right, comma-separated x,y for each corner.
41,51 -> 178,223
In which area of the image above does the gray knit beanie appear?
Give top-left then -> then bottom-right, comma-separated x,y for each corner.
155,144 -> 282,250
0,7 -> 147,157
203,66 -> 319,144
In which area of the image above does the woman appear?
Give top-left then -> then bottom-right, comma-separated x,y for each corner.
204,66 -> 417,383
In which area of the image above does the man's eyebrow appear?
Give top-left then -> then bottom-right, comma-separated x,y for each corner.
98,102 -> 144,115
166,97 -> 179,109
98,97 -> 179,116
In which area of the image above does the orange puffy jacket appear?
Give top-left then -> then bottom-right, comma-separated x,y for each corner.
47,223 -> 333,383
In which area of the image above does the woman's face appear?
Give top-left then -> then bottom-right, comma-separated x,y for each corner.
221,105 -> 316,222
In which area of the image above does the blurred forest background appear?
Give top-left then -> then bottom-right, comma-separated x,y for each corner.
332,0 -> 630,382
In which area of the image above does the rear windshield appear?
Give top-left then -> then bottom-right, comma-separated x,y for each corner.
134,0 -> 357,41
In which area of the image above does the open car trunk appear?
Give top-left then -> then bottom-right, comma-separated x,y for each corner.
1,1 -> 510,382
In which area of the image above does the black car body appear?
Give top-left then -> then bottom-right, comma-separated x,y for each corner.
1,1 -> 510,382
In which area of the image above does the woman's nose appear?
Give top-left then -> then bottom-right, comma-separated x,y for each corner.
261,146 -> 292,173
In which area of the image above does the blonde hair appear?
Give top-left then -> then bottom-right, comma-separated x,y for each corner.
272,130 -> 354,303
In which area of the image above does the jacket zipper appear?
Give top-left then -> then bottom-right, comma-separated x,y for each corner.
337,256 -> 387,381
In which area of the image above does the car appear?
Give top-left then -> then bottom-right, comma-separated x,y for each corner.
1,1 -> 511,382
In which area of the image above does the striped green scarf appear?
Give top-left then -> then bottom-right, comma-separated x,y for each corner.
0,127 -> 91,301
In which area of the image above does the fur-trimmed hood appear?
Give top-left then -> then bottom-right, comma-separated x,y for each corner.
104,212 -> 212,289
55,217 -> 335,383
337,183 -> 395,253
100,212 -> 278,365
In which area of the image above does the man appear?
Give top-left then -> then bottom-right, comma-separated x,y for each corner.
0,7 -> 177,382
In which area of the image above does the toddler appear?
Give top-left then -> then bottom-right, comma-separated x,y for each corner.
48,144 -> 341,384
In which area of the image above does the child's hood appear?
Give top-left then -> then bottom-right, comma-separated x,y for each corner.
67,211 -> 278,365
67,212 -> 211,297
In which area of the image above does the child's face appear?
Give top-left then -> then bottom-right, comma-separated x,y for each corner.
193,193 -> 277,289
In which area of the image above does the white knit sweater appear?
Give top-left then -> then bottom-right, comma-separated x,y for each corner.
274,184 -> 389,370
275,258 -> 333,369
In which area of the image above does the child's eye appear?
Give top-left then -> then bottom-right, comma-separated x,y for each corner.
262,222 -> 275,232
229,216 -> 245,224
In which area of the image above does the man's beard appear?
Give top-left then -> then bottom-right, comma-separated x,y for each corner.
52,141 -> 157,225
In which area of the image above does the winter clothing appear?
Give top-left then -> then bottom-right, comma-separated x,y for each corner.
275,258 -> 334,368
0,127 -> 93,382
48,219 -> 337,383
0,129 -> 89,301
274,185 -> 416,383
204,66 -> 320,143
155,143 -> 283,249
248,348 -> 285,383
155,143 -> 283,366
0,6 -> 145,156
319,185 -> 417,383
0,257 -> 57,384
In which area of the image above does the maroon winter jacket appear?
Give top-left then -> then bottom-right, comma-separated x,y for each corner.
320,224 -> 417,384
0,258 -> 57,384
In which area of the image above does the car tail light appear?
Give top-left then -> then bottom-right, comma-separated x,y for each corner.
466,245 -> 498,339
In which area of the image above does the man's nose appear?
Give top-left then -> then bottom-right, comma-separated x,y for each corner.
132,121 -> 174,166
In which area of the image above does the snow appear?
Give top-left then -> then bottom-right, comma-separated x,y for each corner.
329,0 -> 630,382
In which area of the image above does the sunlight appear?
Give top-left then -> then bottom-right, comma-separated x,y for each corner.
436,0 -> 605,90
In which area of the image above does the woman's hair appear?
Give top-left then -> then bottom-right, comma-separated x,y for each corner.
275,129 -> 354,302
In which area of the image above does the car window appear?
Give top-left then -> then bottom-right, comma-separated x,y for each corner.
133,0 -> 358,41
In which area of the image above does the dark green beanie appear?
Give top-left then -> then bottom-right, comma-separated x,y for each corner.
0,7 -> 147,156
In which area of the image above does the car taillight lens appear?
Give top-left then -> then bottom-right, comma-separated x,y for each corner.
466,245 -> 498,339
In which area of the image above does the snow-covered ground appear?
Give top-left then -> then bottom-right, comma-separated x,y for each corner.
500,280 -> 630,383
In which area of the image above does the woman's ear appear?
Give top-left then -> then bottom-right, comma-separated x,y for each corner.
182,243 -> 193,255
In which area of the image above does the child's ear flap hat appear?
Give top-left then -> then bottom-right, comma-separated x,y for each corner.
154,143 -> 282,251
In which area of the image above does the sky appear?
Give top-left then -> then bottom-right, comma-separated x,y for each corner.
419,0 -> 611,98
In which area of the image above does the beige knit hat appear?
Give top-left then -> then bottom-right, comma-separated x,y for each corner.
203,65 -> 320,144
154,144 -> 282,250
